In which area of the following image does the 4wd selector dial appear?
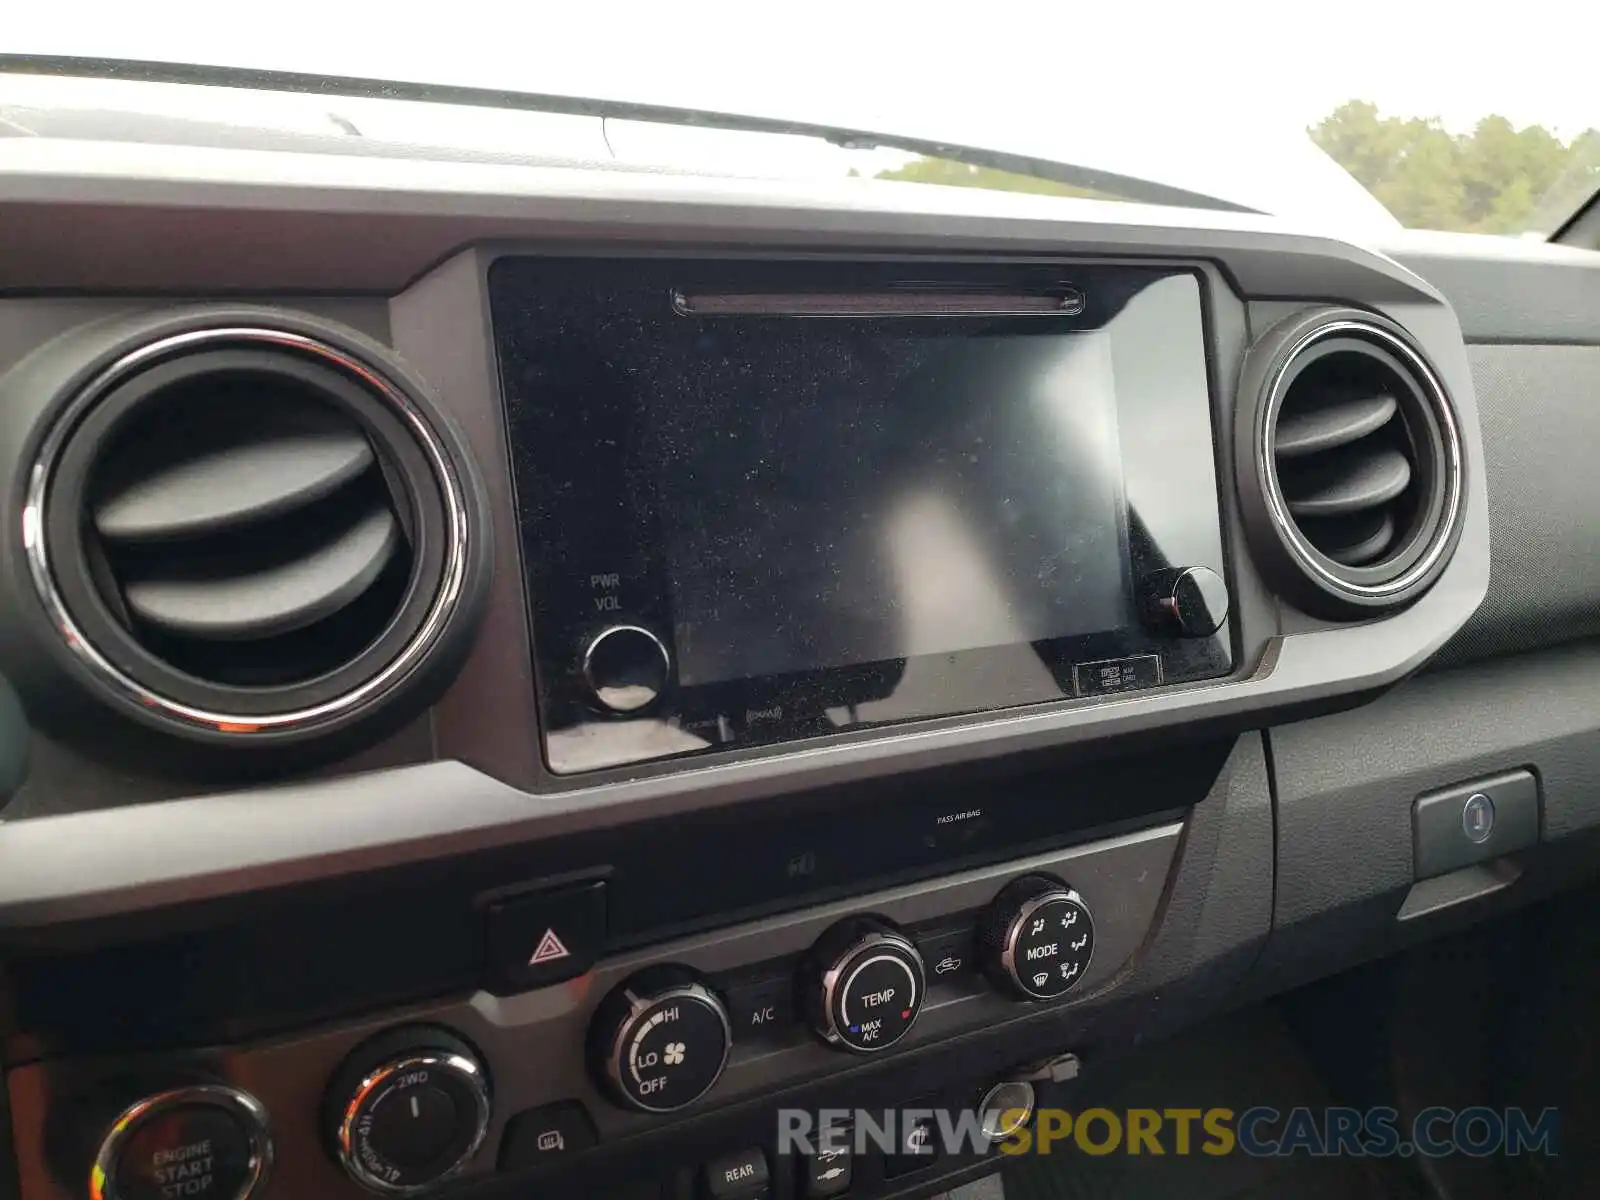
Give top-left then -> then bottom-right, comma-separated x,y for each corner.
982,875 -> 1096,1001
803,917 -> 926,1054
324,1027 -> 491,1196
590,967 -> 733,1113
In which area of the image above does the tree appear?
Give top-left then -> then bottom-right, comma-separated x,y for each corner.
1310,101 -> 1599,234
874,102 -> 1600,236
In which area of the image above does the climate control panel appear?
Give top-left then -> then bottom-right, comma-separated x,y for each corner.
12,826 -> 1176,1200
580,883 -> 1094,1118
574,879 -> 1097,1120
62,887 -> 1094,1199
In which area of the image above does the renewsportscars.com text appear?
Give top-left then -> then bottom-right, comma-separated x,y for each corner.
777,1106 -> 1560,1159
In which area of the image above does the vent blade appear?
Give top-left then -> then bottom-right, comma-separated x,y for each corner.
1299,509 -> 1398,566
94,429 -> 374,542
1274,392 -> 1398,458
1281,446 -> 1412,518
123,506 -> 399,640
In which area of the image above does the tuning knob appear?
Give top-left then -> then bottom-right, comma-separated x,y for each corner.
324,1027 -> 491,1195
589,966 -> 733,1113
981,875 -> 1096,1001
1142,566 -> 1230,637
802,917 -> 926,1054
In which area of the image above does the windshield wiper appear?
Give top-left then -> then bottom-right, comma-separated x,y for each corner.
0,54 -> 1261,216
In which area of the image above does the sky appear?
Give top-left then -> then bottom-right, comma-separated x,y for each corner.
3,2 -> 1597,234
5,1 -> 1597,138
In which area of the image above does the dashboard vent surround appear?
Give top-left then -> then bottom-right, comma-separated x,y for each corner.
1241,311 -> 1465,618
28,322 -> 480,744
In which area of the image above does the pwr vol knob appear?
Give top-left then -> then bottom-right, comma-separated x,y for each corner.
803,917 -> 926,1054
589,967 -> 732,1113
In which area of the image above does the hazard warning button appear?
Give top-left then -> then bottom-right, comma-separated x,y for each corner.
486,881 -> 607,993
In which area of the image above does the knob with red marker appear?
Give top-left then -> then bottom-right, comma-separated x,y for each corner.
802,917 -> 927,1055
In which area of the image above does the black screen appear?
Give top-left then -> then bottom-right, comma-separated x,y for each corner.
491,258 -> 1232,774
648,327 -> 1128,686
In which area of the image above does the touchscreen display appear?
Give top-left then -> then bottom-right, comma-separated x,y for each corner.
647,328 -> 1127,686
491,258 -> 1231,773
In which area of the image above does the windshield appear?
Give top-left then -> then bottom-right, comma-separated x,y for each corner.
6,1 -> 1597,240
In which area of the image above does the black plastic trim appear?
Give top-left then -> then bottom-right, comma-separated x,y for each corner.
1252,639 -> 1600,999
1385,237 -> 1600,346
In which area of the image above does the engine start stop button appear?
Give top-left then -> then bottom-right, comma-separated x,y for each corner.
93,1088 -> 270,1200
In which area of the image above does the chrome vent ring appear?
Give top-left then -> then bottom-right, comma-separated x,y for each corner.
22,320 -> 481,743
1240,310 -> 1466,618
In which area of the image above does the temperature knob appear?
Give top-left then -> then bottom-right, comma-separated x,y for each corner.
982,875 -> 1096,1001
324,1027 -> 491,1195
803,917 -> 926,1054
590,967 -> 732,1113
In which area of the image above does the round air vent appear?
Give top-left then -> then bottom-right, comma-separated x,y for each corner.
1238,309 -> 1465,619
0,310 -> 488,753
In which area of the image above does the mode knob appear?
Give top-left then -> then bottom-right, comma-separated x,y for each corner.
803,917 -> 926,1054
590,967 -> 732,1113
324,1027 -> 491,1196
982,875 -> 1096,1001
76,1083 -> 272,1200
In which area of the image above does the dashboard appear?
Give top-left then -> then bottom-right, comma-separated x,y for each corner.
0,115 -> 1596,1200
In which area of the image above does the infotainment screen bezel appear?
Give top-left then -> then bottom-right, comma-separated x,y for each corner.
489,256 -> 1233,774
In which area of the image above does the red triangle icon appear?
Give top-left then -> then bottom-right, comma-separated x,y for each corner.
529,928 -> 571,966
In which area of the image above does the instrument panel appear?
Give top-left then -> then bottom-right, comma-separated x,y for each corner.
0,135 -> 1500,1200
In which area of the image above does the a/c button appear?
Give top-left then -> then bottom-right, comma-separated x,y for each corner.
724,975 -> 796,1043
